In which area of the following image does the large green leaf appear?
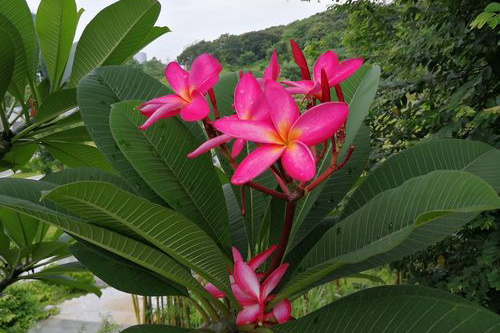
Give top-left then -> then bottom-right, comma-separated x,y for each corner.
343,139 -> 500,218
77,66 -> 169,204
36,126 -> 91,142
69,0 -> 167,87
272,285 -> 500,333
34,88 -> 77,124
0,0 -> 35,81
0,209 -> 40,248
42,167 -> 131,190
273,171 -> 500,303
0,181 -> 210,298
0,28 -> 14,101
121,325 -> 189,333
0,13 -> 28,100
70,242 -> 188,297
288,123 -> 370,251
27,274 -> 102,296
110,101 -> 230,251
42,181 -> 232,295
223,183 -> 248,258
1,143 -> 37,171
43,141 -> 113,172
36,0 -> 78,90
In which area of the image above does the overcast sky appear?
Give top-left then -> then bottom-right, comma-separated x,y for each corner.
26,0 -> 328,62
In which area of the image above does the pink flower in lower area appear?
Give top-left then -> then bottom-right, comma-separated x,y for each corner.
204,246 -> 292,326
283,50 -> 362,100
188,72 -> 271,159
213,80 -> 349,185
137,54 -> 222,130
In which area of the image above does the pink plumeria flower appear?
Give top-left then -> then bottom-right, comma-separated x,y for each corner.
232,248 -> 291,326
137,54 -> 222,130
188,72 -> 271,159
282,50 -> 362,100
204,245 -> 277,299
213,80 -> 349,185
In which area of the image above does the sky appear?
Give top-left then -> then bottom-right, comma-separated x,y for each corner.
26,0 -> 329,62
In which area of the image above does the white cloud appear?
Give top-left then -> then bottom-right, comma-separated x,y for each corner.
26,0 -> 328,62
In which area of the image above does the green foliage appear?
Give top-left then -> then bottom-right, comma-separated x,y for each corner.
471,2 -> 500,29
0,0 -> 169,172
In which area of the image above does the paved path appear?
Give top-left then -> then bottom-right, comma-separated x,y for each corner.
29,288 -> 138,333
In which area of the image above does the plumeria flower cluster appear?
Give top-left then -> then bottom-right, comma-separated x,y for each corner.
137,40 -> 362,328
205,246 -> 291,326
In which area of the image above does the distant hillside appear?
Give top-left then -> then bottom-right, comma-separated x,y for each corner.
177,9 -> 348,78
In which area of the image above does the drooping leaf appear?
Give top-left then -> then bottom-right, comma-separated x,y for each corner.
69,0 -> 166,87
110,101 -> 230,252
42,167 -> 130,190
223,183 -> 248,258
0,208 -> 40,248
273,171 -> 500,303
42,181 -> 232,295
26,274 -> 101,296
77,66 -> 169,204
42,141 -> 113,172
70,242 -> 188,296
2,143 -> 37,171
36,0 -> 78,90
0,180 -> 210,298
272,286 -> 500,333
36,126 -> 90,142
343,139 -> 500,218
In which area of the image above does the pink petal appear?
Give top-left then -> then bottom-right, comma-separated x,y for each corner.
235,73 -> 262,120
236,304 -> 261,326
289,102 -> 348,146
264,80 -> 300,140
180,90 -> 211,121
213,118 -> 283,144
205,283 -> 225,298
328,58 -> 363,86
189,54 -> 222,94
313,50 -> 339,84
248,245 -> 277,271
164,62 -> 190,100
187,134 -> 232,158
231,138 -> 245,158
232,246 -> 244,263
139,104 -> 159,117
272,299 -> 292,324
282,141 -> 316,181
263,49 -> 280,81
234,261 -> 261,301
282,80 -> 315,95
260,263 -> 289,301
231,144 -> 285,185
139,103 -> 182,130
232,283 -> 257,306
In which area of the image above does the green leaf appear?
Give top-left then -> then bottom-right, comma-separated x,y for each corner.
2,143 -> 37,171
77,66 -> 169,205
272,285 -> 500,333
273,171 -> 500,303
110,101 -> 230,251
0,13 -> 28,100
223,183 -> 248,258
28,274 -> 102,296
42,141 -> 113,172
0,0 -> 36,81
36,126 -> 91,142
121,325 -> 190,333
36,0 -> 78,90
343,139 -> 500,218
0,209 -> 40,248
35,262 -> 86,275
70,242 -> 188,297
0,27 -> 15,101
42,181 -> 232,295
69,0 -> 164,87
34,88 -> 77,124
0,181 -> 210,298
289,123 -> 370,251
42,167 -> 131,191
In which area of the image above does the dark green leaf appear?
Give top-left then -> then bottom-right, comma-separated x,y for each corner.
43,141 -> 113,171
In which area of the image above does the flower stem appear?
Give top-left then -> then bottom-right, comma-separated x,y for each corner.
208,89 -> 220,119
335,84 -> 345,102
246,181 -> 288,200
263,200 -> 297,279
